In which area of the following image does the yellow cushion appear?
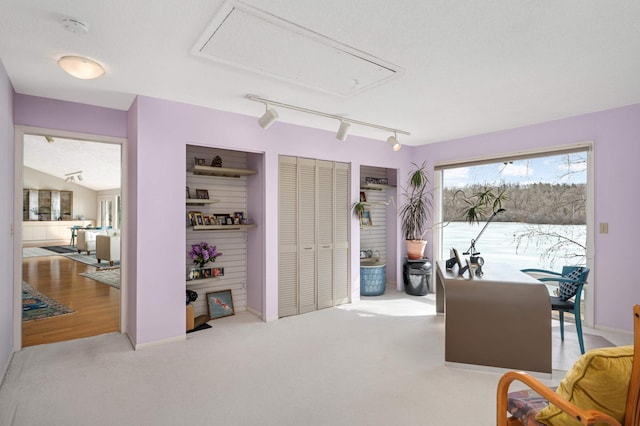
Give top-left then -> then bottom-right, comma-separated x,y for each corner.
536,345 -> 633,425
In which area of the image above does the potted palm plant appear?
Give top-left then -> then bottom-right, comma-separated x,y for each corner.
399,161 -> 433,259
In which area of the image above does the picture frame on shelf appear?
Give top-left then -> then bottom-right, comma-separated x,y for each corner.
211,267 -> 224,277
233,211 -> 244,220
203,215 -> 211,225
195,213 -> 204,226
378,178 -> 388,185
365,177 -> 377,184
360,191 -> 367,202
214,215 -> 228,225
186,186 -> 191,199
206,290 -> 235,320
194,157 -> 206,166
195,189 -> 209,199
360,210 -> 373,226
225,217 -> 234,225
188,211 -> 201,226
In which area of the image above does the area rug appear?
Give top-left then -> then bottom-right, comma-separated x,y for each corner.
552,325 -> 615,371
79,269 -> 121,289
39,245 -> 76,254
67,253 -> 120,269
22,282 -> 75,322
22,247 -> 59,258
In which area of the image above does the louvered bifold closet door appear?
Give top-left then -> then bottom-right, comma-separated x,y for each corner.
298,158 -> 317,314
317,160 -> 334,309
278,156 -> 299,317
333,162 -> 350,304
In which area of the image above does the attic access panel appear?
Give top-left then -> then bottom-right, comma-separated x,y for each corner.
192,0 -> 402,97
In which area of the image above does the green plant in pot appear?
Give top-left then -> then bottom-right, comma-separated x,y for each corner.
399,161 -> 433,259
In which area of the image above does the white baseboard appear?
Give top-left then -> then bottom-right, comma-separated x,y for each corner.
0,350 -> 14,386
245,306 -> 263,320
130,333 -> 185,351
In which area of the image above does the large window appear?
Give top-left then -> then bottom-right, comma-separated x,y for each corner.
437,149 -> 588,271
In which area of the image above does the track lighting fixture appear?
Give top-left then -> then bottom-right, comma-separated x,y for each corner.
336,121 -> 350,141
258,105 -> 279,129
387,132 -> 401,151
246,94 -> 409,150
65,171 -> 83,184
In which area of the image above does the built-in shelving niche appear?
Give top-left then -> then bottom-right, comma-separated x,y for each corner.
359,166 -> 396,283
185,145 -> 262,319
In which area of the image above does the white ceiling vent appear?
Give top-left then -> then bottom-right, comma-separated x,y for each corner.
191,1 -> 402,97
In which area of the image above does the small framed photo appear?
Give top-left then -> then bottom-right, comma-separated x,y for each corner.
360,191 -> 367,202
186,186 -> 191,199
215,215 -> 227,225
360,210 -> 372,226
206,290 -> 235,320
188,269 -> 201,280
195,213 -> 204,226
194,157 -> 206,166
188,211 -> 201,226
211,267 -> 224,277
365,177 -> 376,184
234,217 -> 240,225
203,215 -> 211,225
225,217 -> 234,225
202,268 -> 211,278
378,178 -> 388,185
195,189 -> 209,199
234,211 -> 244,220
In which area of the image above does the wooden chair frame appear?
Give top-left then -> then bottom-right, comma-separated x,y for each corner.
497,304 -> 640,426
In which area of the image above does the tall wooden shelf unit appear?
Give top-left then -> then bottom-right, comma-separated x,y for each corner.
186,146 -> 257,317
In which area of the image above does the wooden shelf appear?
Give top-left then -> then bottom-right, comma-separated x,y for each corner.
192,224 -> 257,231
361,183 -> 396,190
186,198 -> 220,206
193,164 -> 257,178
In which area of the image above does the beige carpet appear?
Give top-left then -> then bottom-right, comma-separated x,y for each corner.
0,292 -> 633,426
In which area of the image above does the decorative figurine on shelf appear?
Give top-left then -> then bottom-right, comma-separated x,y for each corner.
188,241 -> 222,268
211,155 -> 222,167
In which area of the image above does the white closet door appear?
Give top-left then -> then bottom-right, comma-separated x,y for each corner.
317,160 -> 334,309
298,158 -> 317,314
278,156 -> 299,317
334,162 -> 350,304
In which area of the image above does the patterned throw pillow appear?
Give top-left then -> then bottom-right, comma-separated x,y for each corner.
558,268 -> 584,301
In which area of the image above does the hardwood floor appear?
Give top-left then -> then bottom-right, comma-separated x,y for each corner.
22,248 -> 120,347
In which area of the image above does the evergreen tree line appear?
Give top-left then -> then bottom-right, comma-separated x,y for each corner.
442,183 -> 586,225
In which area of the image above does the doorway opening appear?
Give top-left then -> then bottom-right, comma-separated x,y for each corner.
16,128 -> 125,348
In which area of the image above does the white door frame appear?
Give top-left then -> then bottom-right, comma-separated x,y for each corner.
13,125 -> 128,349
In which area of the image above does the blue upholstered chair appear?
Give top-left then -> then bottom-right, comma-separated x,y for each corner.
521,266 -> 590,354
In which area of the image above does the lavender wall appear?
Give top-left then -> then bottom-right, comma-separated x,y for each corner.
0,61 -> 14,378
133,96 -> 409,344
417,104 -> 640,331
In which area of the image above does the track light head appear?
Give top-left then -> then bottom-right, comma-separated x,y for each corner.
258,105 -> 279,129
387,133 -> 401,151
336,121 -> 350,141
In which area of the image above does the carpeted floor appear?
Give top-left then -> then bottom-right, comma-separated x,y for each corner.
22,282 -> 75,322
79,269 -> 121,289
551,325 -> 614,371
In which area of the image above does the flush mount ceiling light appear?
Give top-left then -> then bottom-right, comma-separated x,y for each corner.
258,105 -> 279,129
57,56 -> 105,80
45,136 -> 54,143
246,94 -> 409,150
387,133 -> 401,152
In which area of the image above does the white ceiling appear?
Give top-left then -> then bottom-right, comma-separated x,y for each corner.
23,135 -> 121,191
2,1 -> 640,152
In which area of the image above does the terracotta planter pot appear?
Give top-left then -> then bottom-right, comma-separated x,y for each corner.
406,240 -> 428,260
